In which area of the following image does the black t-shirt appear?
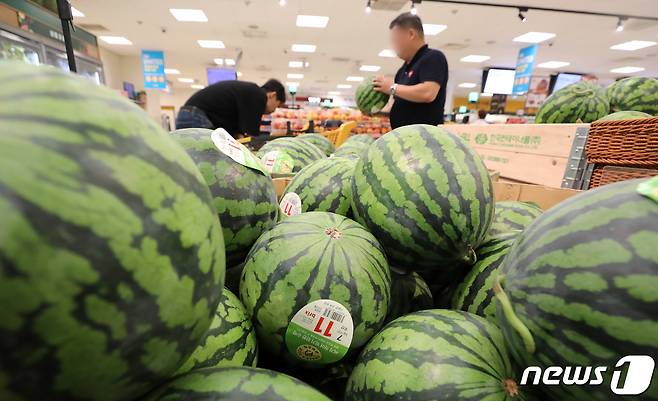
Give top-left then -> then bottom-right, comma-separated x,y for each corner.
184,81 -> 267,136
391,45 -> 449,128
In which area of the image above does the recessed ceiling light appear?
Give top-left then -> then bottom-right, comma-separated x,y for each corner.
286,81 -> 300,86
191,84 -> 205,89
289,61 -> 303,68
169,9 -> 208,22
423,24 -> 447,36
237,71 -> 243,77
287,73 -> 304,79
178,78 -> 195,83
480,92 -> 493,97
337,84 -> 352,89
460,55 -> 490,63
296,15 -> 330,28
198,40 -> 225,49
458,83 -> 477,88
71,7 -> 84,17
225,59 -> 236,66
610,40 -> 657,51
347,76 -> 364,82
291,44 -> 316,53
164,68 -> 180,75
513,32 -> 556,43
378,49 -> 396,58
213,58 -> 224,65
610,66 -> 645,74
328,91 -> 341,96
99,36 -> 132,45
537,61 -> 570,69
360,65 -> 381,72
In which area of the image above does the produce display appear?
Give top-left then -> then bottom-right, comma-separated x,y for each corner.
607,77 -> 658,115
297,133 -> 336,156
487,201 -> 543,239
343,133 -> 376,146
387,269 -> 434,323
171,128 -> 279,266
535,81 -> 609,123
257,137 -> 326,173
355,78 -> 390,115
333,140 -> 370,159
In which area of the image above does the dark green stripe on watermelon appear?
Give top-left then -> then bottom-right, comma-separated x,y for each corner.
597,110 -> 652,121
297,133 -> 336,156
497,178 -> 658,401
0,62 -> 225,401
257,137 -> 326,172
607,77 -> 658,115
333,141 -> 370,159
387,268 -> 433,323
343,134 -> 375,146
488,201 -> 542,239
535,81 -> 609,123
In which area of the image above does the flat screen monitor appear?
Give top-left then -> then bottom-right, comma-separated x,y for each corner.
207,68 -> 237,85
482,68 -> 516,95
552,73 -> 582,93
458,105 -> 468,113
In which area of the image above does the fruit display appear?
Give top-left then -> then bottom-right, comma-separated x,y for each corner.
297,133 -> 336,156
355,78 -> 390,115
171,128 -> 279,266
387,269 -> 434,323
284,157 -> 357,216
535,81 -> 609,123
597,110 -> 652,121
343,133 -> 376,146
607,77 -> 658,115
487,201 -> 543,239
257,137 -> 326,173
333,141 -> 370,159
0,63 -> 226,401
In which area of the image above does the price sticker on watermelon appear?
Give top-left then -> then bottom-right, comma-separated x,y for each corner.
285,299 -> 353,364
210,129 -> 269,176
279,193 -> 302,217
261,151 -> 294,174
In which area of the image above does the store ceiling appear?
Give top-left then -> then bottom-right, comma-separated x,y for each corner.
73,0 -> 658,97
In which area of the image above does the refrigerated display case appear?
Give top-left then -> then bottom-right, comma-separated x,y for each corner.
44,46 -> 103,84
0,29 -> 41,65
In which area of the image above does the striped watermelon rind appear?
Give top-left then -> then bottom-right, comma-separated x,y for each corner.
345,309 -> 528,401
257,137 -> 326,172
175,288 -> 257,374
343,134 -> 375,146
496,178 -> 658,401
171,128 -> 279,266
597,110 -> 652,121
535,81 -> 609,123
487,201 -> 543,240
297,133 -> 335,156
351,124 -> 494,269
0,62 -> 226,401
333,141 -> 370,159
387,269 -> 434,323
239,212 -> 391,360
607,77 -> 658,115
284,157 -> 357,216
355,78 -> 389,115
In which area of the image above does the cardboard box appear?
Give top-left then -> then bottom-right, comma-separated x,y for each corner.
273,177 -> 292,199
494,182 -> 581,210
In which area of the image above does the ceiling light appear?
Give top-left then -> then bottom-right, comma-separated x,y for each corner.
423,24 -> 447,36
460,55 -> 490,63
360,65 -> 381,72
480,92 -> 493,97
169,9 -> 208,22
610,40 -> 657,51
410,2 -> 417,15
164,68 -> 180,75
610,66 -> 645,74
279,0 -> 286,5
214,58 -> 224,65
537,61 -> 570,69
347,76 -> 364,82
99,36 -> 132,45
225,59 -> 236,66
237,71 -> 243,77
379,49 -> 396,58
518,7 -> 528,23
287,73 -> 304,79
198,40 -> 225,49
191,84 -> 205,89
366,0 -> 372,14
337,84 -> 352,89
616,17 -> 626,32
458,83 -> 477,88
513,32 -> 556,43
296,15 -> 330,28
289,61 -> 303,68
71,7 -> 84,17
178,78 -> 195,83
291,44 -> 316,53
328,91 -> 341,95
286,81 -> 300,87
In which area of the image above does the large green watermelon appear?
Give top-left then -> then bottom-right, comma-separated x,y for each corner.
345,310 -> 528,401
488,201 -> 543,239
352,124 -> 494,269
0,62 -> 226,401
176,288 -> 257,374
607,77 -> 658,115
355,79 -> 389,115
257,137 -> 326,173
343,134 -> 375,146
496,178 -> 658,401
284,157 -> 356,216
333,141 -> 370,159
597,110 -> 652,121
240,212 -> 391,361
535,81 -> 609,123
149,367 -> 331,401
171,128 -> 278,266
297,133 -> 335,156
387,268 -> 434,323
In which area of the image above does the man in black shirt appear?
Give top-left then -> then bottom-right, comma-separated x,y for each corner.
176,79 -> 285,137
374,13 -> 449,128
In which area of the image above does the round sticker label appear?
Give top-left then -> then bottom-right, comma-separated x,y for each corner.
210,129 -> 268,176
261,151 -> 295,174
279,192 -> 302,217
284,299 -> 353,364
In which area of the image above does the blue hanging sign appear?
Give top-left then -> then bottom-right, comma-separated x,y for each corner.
512,44 -> 538,95
141,50 -> 167,89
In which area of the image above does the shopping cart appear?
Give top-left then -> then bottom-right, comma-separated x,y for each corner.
322,121 -> 357,147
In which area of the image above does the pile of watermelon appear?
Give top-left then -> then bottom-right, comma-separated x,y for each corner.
2,62 -> 657,401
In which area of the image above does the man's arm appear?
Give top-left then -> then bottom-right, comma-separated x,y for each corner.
373,76 -> 440,103
238,85 -> 267,136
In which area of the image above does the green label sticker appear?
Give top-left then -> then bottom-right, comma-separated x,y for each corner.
262,151 -> 295,174
210,129 -> 269,176
637,176 -> 658,204
280,192 -> 302,217
284,299 -> 353,365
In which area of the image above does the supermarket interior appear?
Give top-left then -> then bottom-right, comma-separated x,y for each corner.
1,0 -> 658,401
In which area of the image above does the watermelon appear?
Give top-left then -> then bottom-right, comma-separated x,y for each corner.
535,81 -> 609,123
284,157 -> 356,216
488,201 -> 543,239
597,110 -> 652,121
149,367 -> 331,401
297,133 -> 335,156
387,268 -> 434,323
452,235 -> 516,322
496,178 -> 658,401
224,263 -> 244,295
343,134 -> 375,146
607,77 -> 658,115
240,212 -> 391,361
345,310 -> 528,401
171,128 -> 279,266
176,288 -> 257,374
0,62 -> 226,401
352,124 -> 494,269
355,79 -> 389,115
257,137 -> 326,173
333,141 -> 369,159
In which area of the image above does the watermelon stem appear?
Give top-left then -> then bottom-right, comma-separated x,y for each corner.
502,378 -> 519,397
462,246 -> 477,265
493,275 -> 536,354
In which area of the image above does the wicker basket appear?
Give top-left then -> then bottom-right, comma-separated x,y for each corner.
589,165 -> 658,188
586,117 -> 658,166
